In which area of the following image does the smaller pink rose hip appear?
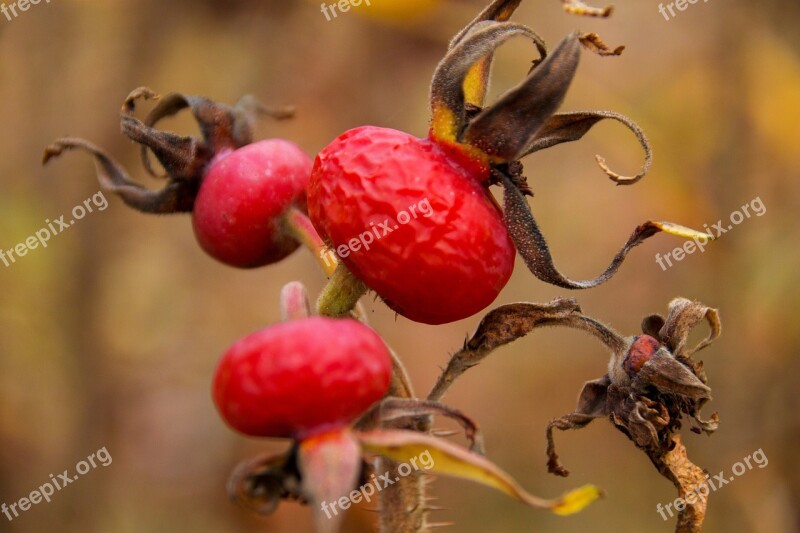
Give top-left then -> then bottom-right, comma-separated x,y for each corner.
192,139 -> 311,268
43,88 -> 312,269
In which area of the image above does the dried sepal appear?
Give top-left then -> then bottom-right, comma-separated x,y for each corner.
449,0 -> 523,48
227,447 -> 304,516
121,87 -> 246,181
546,413 -> 601,477
658,297 -> 721,360
501,173 -> 712,289
127,88 -> 294,178
561,0 -> 613,18
376,398 -> 485,454
358,429 -> 603,515
430,21 -> 546,144
522,111 -> 653,185
449,0 -> 524,109
633,350 -> 711,400
578,32 -> 625,56
44,87 -> 294,216
42,137 -> 198,213
641,314 -> 666,338
541,299 -> 721,531
462,34 -> 580,160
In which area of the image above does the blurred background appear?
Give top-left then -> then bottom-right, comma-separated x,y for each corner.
0,0 -> 798,531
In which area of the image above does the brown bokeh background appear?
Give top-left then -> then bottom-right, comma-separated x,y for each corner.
1,0 -> 798,531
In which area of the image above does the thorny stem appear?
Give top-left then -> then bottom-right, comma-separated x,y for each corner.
377,462 -> 430,533
377,367 -> 431,533
380,345 -> 428,531
427,299 -> 588,403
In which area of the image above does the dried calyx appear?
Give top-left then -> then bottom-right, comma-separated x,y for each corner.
425,0 -> 712,291
427,296 -> 721,532
546,297 -> 721,476
42,87 -> 294,213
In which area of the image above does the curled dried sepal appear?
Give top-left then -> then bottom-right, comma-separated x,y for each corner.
578,32 -> 625,57
448,0 -> 524,109
562,0 -> 613,17
358,429 -> 603,516
126,88 -> 294,179
658,297 -> 722,361
44,87 -> 295,216
376,398 -> 485,454
430,21 -> 546,145
461,34 -> 580,160
227,447 -> 304,516
449,0 -> 523,48
501,173 -> 712,289
298,430 -> 362,533
521,111 -> 653,185
42,138 -> 198,213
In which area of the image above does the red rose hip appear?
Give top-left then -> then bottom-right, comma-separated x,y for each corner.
192,139 -> 312,268
212,317 -> 392,439
308,126 -> 515,325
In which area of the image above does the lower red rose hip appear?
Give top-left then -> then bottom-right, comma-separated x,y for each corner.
212,317 -> 392,439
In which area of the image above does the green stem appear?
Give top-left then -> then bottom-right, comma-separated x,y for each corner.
316,263 -> 368,318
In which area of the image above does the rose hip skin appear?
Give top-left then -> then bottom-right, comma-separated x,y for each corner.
192,139 -> 312,268
308,126 -> 515,325
212,317 -> 392,440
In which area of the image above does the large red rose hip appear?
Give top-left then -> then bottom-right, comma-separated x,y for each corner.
212,317 -> 392,439
308,126 -> 516,325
